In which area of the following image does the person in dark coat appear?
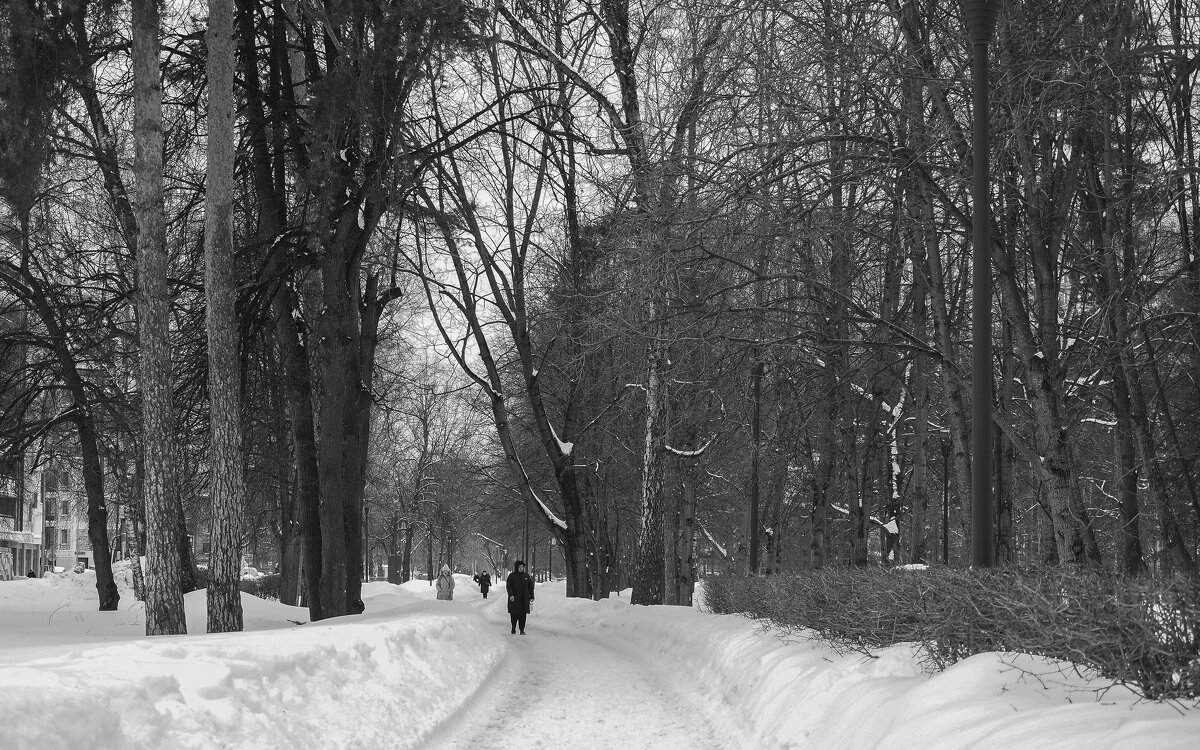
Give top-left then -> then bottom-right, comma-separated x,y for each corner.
475,570 -> 491,598
506,560 -> 535,634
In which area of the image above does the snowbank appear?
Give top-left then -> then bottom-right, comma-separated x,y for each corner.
2,570 -> 1196,749
550,583 -> 1199,749
0,575 -> 504,750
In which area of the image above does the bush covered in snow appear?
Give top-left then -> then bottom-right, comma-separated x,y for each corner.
702,567 -> 1200,700
193,568 -> 282,600
239,573 -> 281,600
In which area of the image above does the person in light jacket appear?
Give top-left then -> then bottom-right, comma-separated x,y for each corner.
435,564 -> 455,601
506,560 -> 535,634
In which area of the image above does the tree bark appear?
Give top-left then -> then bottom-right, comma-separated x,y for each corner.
132,0 -> 186,634
204,0 -> 245,633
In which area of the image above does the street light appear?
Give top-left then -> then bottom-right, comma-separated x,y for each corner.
964,0 -> 998,568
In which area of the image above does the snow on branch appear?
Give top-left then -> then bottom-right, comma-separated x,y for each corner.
548,422 -> 574,456
665,436 -> 714,458
475,533 -> 506,549
829,503 -> 889,529
529,487 -> 568,531
698,522 -> 728,559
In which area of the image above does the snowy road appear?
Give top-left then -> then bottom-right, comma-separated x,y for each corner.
424,592 -> 737,750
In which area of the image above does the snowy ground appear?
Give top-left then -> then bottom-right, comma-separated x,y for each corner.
1,565 -> 1197,749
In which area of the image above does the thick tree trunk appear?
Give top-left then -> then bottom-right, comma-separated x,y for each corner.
279,479 -> 303,606
922,213 -> 972,553
402,522 -> 414,583
809,433 -> 832,569
204,0 -> 245,633
631,296 -> 669,605
1125,358 -> 1196,576
132,0 -> 186,635
235,0 -> 323,621
79,417 -> 118,610
1111,359 -> 1145,575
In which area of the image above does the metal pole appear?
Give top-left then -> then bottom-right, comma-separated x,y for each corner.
965,0 -> 997,568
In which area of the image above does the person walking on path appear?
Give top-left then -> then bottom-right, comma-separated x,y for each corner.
436,564 -> 455,601
506,560 -> 534,634
473,569 -> 492,598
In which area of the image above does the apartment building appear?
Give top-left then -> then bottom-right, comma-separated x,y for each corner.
0,455 -> 41,579
38,464 -> 96,572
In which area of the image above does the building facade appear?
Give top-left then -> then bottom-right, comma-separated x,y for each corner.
38,464 -> 96,572
0,455 -> 40,579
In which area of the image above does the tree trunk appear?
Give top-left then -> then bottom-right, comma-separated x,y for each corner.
402,522 -> 414,583
995,322 -> 1016,565
908,307 -> 931,563
203,0 -> 245,633
132,0 -> 186,635
279,477 -> 302,606
235,0 -> 323,621
631,292 -> 669,605
125,516 -> 146,602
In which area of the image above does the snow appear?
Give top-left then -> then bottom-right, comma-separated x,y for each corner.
526,487 -> 568,531
1,568 -> 1196,749
547,421 -> 574,456
699,523 -> 728,557
666,436 -> 714,457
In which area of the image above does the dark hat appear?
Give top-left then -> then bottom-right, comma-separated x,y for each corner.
513,560 -> 526,570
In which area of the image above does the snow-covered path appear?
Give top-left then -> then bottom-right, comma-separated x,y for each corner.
426,593 -> 734,750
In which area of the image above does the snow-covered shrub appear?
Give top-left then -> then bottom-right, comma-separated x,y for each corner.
192,567 -> 283,601
238,574 -> 281,601
701,567 -> 1200,700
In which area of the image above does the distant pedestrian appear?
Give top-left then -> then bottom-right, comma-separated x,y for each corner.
474,569 -> 492,599
26,569 -> 36,578
436,564 -> 455,601
506,560 -> 535,634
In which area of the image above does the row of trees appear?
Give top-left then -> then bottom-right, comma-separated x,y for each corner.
2,0 -> 1198,636
411,0 -> 1200,599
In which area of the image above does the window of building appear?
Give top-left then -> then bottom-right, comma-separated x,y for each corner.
0,494 -> 15,519
61,499 -> 69,519
59,529 -> 69,548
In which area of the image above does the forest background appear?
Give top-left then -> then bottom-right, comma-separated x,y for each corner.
1,0 -> 1199,632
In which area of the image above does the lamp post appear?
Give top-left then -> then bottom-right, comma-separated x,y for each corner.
964,0 -> 998,568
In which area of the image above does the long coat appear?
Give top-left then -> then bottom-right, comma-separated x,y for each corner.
436,572 -> 455,600
476,572 -> 491,593
506,570 -> 534,615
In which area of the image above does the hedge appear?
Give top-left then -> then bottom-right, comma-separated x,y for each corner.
702,567 -> 1200,700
